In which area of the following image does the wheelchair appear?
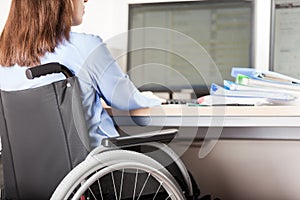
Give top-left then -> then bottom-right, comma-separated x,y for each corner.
0,63 -> 214,200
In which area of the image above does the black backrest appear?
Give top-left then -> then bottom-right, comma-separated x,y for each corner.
0,73 -> 90,199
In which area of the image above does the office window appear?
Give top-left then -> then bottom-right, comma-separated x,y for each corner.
270,0 -> 300,78
127,0 -> 253,95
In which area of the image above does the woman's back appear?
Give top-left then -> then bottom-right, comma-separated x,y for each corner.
0,32 -> 100,91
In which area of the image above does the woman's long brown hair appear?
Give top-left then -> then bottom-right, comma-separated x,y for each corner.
0,0 -> 73,67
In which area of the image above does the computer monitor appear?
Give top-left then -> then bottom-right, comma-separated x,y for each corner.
270,0 -> 300,79
126,0 -> 254,97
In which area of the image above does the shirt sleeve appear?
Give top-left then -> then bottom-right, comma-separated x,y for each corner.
82,41 -> 161,110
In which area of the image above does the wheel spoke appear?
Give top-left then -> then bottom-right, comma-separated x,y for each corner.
152,181 -> 163,200
111,172 -> 118,200
118,168 -> 125,200
97,179 -> 103,200
88,187 -> 98,200
137,172 -> 150,200
165,194 -> 173,200
132,169 -> 139,200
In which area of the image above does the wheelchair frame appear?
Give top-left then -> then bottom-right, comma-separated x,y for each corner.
0,63 -> 202,200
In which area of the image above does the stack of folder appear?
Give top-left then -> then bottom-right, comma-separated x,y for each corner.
196,68 -> 300,106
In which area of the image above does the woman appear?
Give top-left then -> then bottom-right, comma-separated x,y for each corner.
0,0 -> 161,148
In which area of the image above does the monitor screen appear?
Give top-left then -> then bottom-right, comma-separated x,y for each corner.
127,0 -> 254,96
270,0 -> 300,79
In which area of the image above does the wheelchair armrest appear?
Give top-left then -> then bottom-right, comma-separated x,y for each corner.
101,129 -> 178,147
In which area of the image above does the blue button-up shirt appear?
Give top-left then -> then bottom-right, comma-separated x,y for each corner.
0,32 -> 161,148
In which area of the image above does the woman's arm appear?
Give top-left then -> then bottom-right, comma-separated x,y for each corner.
83,42 -> 161,110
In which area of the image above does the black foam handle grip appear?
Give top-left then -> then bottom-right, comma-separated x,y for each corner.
26,62 -> 73,79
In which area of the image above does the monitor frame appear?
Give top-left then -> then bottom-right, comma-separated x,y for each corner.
126,0 -> 255,96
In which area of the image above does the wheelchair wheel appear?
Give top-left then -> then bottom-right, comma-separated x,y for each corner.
51,150 -> 185,200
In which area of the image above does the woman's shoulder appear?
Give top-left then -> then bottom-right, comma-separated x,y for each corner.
70,32 -> 102,40
63,32 -> 104,58
68,32 -> 103,50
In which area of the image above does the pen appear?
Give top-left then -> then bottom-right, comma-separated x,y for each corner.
257,73 -> 300,85
187,103 -> 255,107
212,103 -> 255,106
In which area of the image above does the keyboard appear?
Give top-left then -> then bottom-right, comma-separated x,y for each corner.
162,99 -> 198,105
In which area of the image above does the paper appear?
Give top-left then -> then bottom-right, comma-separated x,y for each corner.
196,95 -> 269,106
210,83 -> 296,101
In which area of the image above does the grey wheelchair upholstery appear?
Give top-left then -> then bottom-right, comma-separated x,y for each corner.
0,63 -> 90,199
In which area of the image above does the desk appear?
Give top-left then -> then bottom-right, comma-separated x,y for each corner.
107,105 -> 300,200
108,105 -> 300,140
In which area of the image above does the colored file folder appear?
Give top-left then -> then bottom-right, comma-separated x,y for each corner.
232,67 -> 300,84
236,74 -> 300,92
210,83 -> 296,101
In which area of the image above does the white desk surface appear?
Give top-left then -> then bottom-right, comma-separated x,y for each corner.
106,105 -> 300,127
107,105 -> 300,117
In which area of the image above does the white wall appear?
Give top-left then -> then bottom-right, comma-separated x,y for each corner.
72,0 -> 116,40
0,0 -> 11,32
72,0 -> 128,42
253,0 -> 272,70
0,0 -> 124,41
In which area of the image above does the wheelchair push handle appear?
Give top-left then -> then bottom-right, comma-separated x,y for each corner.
26,62 -> 74,79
